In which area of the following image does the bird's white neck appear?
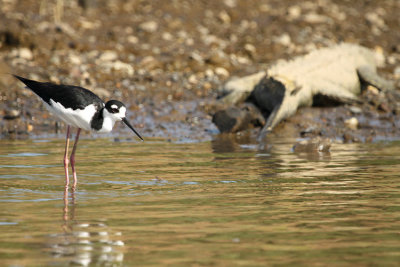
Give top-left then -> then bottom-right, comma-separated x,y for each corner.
98,109 -> 119,133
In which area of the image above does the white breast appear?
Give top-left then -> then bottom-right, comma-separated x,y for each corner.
44,99 -> 97,131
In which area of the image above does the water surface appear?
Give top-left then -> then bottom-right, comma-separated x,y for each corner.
0,137 -> 400,266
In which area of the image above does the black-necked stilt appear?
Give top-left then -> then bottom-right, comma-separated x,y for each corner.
14,75 -> 143,189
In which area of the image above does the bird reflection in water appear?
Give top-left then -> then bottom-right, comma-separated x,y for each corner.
46,189 -> 125,266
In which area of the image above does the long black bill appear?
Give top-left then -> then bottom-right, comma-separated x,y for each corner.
122,118 -> 144,141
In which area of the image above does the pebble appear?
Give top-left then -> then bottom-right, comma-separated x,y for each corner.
98,60 -> 134,76
69,53 -> 82,65
218,10 -> 231,24
188,74 -> 198,84
19,48 -> 33,60
50,55 -> 61,65
244,43 -> 256,58
207,50 -> 230,68
288,5 -> 301,20
234,55 -> 251,65
378,102 -> 390,113
367,85 -> 379,95
127,35 -> 139,44
344,117 -> 358,130
387,55 -> 396,65
162,32 -> 173,41
349,106 -> 362,114
365,12 -> 386,29
140,56 -> 161,70
223,0 -> 237,8
215,67 -> 229,77
139,21 -> 158,33
394,66 -> 400,79
205,69 -> 214,78
190,51 -> 204,64
3,108 -> 20,120
273,33 -> 291,46
112,60 -> 134,76
99,50 -> 118,62
303,13 -> 332,24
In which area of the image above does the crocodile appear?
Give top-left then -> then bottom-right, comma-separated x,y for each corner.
216,43 -> 395,138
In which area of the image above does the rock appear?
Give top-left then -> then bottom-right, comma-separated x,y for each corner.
161,32 -> 173,41
303,13 -> 332,24
188,52 -> 205,70
99,50 -> 118,62
288,5 -> 301,20
139,21 -> 158,33
205,69 -> 214,78
98,60 -> 134,76
206,50 -> 230,68
366,85 -> 379,95
69,53 -> 82,65
212,103 -> 265,133
344,117 -> 358,130
127,35 -> 139,44
188,74 -> 198,84
189,51 -> 204,63
223,0 -> 237,8
218,10 -> 231,24
343,132 -> 360,143
244,43 -> 256,58
349,106 -> 362,114
293,137 -> 332,153
3,108 -> 20,120
394,66 -> 400,79
365,12 -> 386,29
18,48 -> 33,60
0,60 -> 13,86
112,60 -> 134,75
140,56 -> 161,70
378,102 -> 390,113
215,67 -> 229,77
273,33 -> 291,46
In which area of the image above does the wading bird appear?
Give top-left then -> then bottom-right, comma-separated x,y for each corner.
14,75 -> 143,189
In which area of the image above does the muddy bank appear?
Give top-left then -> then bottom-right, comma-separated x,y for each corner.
0,0 -> 399,142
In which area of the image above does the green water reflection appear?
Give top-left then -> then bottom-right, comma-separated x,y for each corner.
0,137 -> 400,266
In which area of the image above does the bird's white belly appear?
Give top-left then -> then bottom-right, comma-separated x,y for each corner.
45,100 -> 97,131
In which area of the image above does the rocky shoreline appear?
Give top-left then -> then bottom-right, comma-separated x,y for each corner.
1,0 -> 399,143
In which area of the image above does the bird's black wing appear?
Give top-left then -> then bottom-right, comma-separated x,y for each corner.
14,75 -> 104,110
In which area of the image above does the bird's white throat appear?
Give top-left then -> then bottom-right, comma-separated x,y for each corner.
99,106 -> 126,133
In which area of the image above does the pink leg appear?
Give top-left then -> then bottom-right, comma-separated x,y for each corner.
64,126 -> 71,189
70,128 -> 81,190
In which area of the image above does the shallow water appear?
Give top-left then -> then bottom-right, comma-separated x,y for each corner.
1,136 -> 400,266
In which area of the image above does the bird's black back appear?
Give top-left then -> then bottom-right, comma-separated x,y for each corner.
13,75 -> 104,110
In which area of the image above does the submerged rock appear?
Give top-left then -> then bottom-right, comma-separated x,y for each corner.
212,103 -> 264,133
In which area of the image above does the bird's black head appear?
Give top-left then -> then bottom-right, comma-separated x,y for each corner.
105,100 -> 126,114
104,100 -> 143,141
